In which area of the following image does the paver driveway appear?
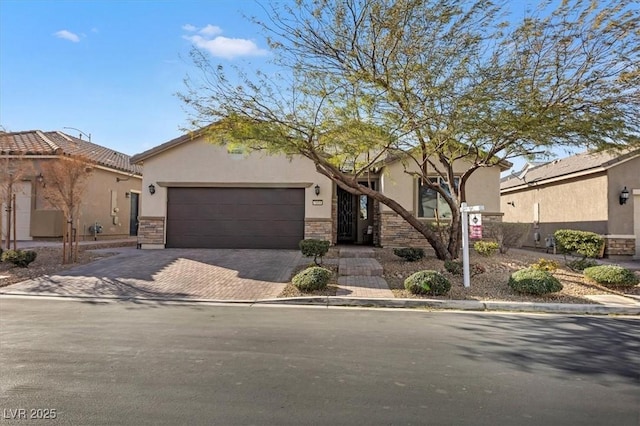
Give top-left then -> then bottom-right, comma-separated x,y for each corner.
0,248 -> 302,301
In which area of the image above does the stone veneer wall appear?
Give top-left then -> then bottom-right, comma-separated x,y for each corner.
603,236 -> 636,257
380,211 -> 503,248
304,219 -> 333,242
138,216 -> 165,245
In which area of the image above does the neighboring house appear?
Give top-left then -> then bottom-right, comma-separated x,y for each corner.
130,130 -> 507,250
0,130 -> 143,241
500,148 -> 640,259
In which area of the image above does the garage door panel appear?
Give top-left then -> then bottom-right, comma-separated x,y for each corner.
166,187 -> 305,249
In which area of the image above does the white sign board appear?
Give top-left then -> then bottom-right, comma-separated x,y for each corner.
469,213 -> 482,226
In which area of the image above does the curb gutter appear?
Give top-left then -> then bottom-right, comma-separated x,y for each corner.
2,292 -> 637,315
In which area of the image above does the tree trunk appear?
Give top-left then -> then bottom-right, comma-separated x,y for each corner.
313,162 -> 456,260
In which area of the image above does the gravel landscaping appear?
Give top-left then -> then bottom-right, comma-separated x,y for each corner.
377,248 -> 640,304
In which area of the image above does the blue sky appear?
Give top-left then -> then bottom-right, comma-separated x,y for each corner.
0,0 -> 270,156
0,0 -> 589,173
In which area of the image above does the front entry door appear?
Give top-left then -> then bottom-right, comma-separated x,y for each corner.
337,187 -> 356,243
129,192 -> 140,236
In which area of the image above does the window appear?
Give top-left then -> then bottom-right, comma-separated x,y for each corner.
418,177 -> 459,219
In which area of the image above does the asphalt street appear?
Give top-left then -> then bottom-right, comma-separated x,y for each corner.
0,297 -> 638,425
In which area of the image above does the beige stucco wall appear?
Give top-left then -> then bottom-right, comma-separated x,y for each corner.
501,173 -> 609,227
138,137 -> 333,225
380,159 -> 502,215
606,157 -> 639,236
27,158 -> 142,239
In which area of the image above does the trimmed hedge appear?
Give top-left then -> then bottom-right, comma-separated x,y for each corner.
292,266 -> 332,291
299,239 -> 330,265
554,229 -> 604,258
1,249 -> 37,267
583,265 -> 639,288
393,247 -> 425,262
404,270 -> 451,296
508,268 -> 563,295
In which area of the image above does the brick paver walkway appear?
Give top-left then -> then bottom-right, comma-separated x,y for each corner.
336,247 -> 393,298
1,248 -> 301,301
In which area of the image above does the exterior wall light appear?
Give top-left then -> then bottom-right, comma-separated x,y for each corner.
148,183 -> 156,195
314,184 -> 321,196
619,186 -> 629,205
36,173 -> 44,185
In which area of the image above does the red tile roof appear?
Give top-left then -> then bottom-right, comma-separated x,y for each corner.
0,130 -> 141,175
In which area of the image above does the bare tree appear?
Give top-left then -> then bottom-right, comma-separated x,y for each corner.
40,155 -> 93,262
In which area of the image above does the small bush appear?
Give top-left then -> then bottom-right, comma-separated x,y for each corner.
393,248 -> 425,262
443,260 -> 485,276
583,265 -> 639,288
404,270 -> 451,296
531,258 -> 560,272
299,239 -> 330,265
473,241 -> 499,257
292,266 -> 332,291
566,258 -> 598,272
554,229 -> 604,258
1,249 -> 37,268
508,268 -> 563,295
444,259 -> 463,275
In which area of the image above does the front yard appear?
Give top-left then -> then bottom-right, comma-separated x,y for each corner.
282,246 -> 640,304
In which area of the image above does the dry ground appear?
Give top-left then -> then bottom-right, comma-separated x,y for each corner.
0,242 -> 134,288
282,247 -> 640,303
378,248 -> 640,304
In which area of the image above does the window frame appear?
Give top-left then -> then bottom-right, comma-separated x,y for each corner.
416,176 -> 459,220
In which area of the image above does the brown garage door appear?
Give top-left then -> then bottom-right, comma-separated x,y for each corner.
166,187 -> 304,249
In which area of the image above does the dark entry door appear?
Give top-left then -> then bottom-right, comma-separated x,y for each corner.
166,187 -> 304,249
129,192 -> 140,236
337,187 -> 357,243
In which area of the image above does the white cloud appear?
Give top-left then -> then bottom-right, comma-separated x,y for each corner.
182,25 -> 268,60
199,24 -> 222,36
53,30 -> 80,42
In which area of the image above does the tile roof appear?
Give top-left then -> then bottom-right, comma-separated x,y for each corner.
0,130 -> 142,175
501,147 -> 640,190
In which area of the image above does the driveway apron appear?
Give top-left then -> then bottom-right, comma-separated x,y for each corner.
0,248 -> 302,301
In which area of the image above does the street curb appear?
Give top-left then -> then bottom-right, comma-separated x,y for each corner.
1,292 -> 639,315
256,297 -> 640,315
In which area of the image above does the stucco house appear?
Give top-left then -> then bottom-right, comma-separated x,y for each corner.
131,129 -> 507,250
1,130 -> 142,242
500,148 -> 640,259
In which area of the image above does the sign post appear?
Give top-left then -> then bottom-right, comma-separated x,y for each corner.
460,203 -> 484,288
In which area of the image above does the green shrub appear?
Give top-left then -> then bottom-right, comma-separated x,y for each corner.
393,248 -> 425,262
292,266 -> 332,291
299,239 -> 330,265
473,241 -> 499,257
404,270 -> 451,296
444,260 -> 485,276
484,222 -> 531,254
583,265 -> 639,288
444,259 -> 463,275
508,268 -> 563,295
1,249 -> 37,268
566,258 -> 598,272
554,229 -> 604,259
530,258 -> 560,272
